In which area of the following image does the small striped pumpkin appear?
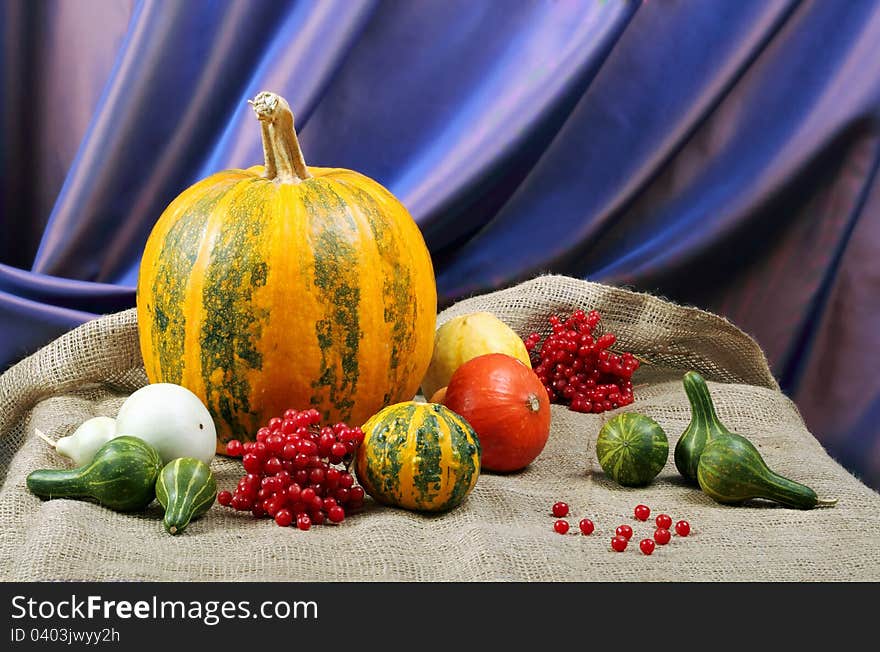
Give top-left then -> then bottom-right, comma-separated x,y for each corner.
137,92 -> 436,449
355,402 -> 481,512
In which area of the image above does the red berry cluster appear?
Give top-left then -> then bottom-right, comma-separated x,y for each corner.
550,501 -> 691,556
523,309 -> 639,413
218,408 -> 366,530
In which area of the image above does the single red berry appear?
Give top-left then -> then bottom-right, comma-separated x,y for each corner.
330,441 -> 348,459
553,520 -> 570,534
225,440 -> 243,457
263,457 -> 282,474
675,520 -> 691,537
349,486 -> 365,503
654,528 -> 671,545
300,487 -> 317,504
266,434 -> 284,456
217,490 -> 232,506
615,524 -> 633,540
241,453 -> 260,474
634,504 -> 651,521
639,538 -> 655,555
327,505 -> 345,523
552,501 -> 569,517
296,514 -> 311,531
274,509 -> 293,527
611,535 -> 628,552
578,518 -> 594,535
655,513 -> 673,530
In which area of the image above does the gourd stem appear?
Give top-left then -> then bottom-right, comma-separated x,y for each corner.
816,497 -> 838,507
34,428 -> 57,447
249,91 -> 312,183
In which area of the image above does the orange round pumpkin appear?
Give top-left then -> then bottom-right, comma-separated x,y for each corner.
137,92 -> 436,450
442,353 -> 551,472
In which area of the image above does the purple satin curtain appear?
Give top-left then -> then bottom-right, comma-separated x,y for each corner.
2,0 -> 879,489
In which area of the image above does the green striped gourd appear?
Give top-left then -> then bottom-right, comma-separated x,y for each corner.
596,413 -> 669,487
155,457 -> 217,534
674,371 -> 736,483
697,431 -> 837,509
355,401 -> 481,512
26,436 -> 162,512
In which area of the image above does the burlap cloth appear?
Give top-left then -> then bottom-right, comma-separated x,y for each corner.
1,275 -> 878,582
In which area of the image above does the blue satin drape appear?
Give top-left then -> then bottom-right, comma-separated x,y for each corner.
2,0 -> 879,489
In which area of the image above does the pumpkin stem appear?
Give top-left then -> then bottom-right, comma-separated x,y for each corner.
249,91 -> 312,183
527,393 -> 541,413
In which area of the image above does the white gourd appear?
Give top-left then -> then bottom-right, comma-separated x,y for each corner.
115,383 -> 217,464
36,416 -> 118,466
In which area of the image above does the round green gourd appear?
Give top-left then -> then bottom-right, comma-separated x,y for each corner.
596,413 -> 669,487
26,436 -> 162,512
155,457 -> 217,535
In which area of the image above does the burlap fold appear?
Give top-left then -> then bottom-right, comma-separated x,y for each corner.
1,275 -> 878,581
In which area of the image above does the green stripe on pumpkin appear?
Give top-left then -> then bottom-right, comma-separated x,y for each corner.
150,186 -> 228,383
199,181 -> 270,438
413,411 -> 442,507
365,404 -> 417,502
302,181 -> 362,422
335,179 -> 415,403
439,407 -> 480,511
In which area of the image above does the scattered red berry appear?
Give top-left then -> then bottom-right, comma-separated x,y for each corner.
554,520 -> 570,534
675,520 -> 691,537
611,535 -> 628,552
524,309 -> 640,413
579,518 -> 595,535
615,524 -> 633,540
639,538 -> 655,555
552,501 -> 569,517
218,407 -> 366,530
634,504 -> 650,521
654,528 -> 671,545
655,513 -> 672,530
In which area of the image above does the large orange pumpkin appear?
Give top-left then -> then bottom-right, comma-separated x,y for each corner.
137,92 -> 436,450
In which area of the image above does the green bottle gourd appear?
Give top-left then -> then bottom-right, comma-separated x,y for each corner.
26,436 -> 162,512
155,457 -> 217,535
697,432 -> 837,509
674,371 -> 736,482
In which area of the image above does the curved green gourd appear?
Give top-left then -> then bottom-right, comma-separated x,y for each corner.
26,436 -> 162,512
596,413 -> 669,487
697,432 -> 837,509
674,371 -> 736,483
155,457 -> 217,535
